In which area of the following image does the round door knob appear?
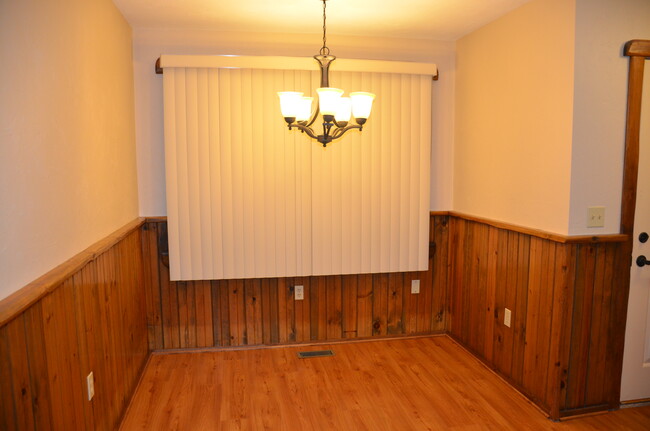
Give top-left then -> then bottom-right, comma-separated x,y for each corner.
640,232 -> 649,243
636,255 -> 650,267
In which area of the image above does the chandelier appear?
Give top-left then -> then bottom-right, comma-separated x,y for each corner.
277,0 -> 376,147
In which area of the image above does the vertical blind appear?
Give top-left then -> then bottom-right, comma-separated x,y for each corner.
162,56 -> 434,281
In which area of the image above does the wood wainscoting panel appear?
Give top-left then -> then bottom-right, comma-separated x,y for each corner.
562,242 -> 623,415
0,223 -> 148,431
447,215 -> 626,419
142,215 -> 449,350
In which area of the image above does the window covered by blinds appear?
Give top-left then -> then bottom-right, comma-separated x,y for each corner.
162,56 -> 434,281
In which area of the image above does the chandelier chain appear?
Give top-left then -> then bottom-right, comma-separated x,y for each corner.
320,0 -> 330,55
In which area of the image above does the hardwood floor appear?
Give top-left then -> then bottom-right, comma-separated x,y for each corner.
120,336 -> 650,430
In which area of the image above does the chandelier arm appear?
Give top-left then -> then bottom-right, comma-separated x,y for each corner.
305,104 -> 321,128
289,123 -> 320,141
330,124 -> 362,140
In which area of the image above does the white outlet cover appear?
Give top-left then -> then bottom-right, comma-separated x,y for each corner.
411,279 -> 420,294
295,285 -> 304,300
87,372 -> 95,401
587,206 -> 605,228
504,308 -> 512,328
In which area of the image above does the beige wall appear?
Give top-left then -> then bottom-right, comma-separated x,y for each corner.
132,30 -> 456,216
454,0 -> 576,234
568,0 -> 650,235
0,0 -> 139,300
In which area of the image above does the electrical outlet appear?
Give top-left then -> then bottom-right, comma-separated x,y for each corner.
504,308 -> 512,328
411,279 -> 420,294
87,372 -> 95,401
295,285 -> 304,300
587,206 -> 605,228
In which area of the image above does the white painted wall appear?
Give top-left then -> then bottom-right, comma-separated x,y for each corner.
0,0 -> 139,300
132,30 -> 455,216
568,0 -> 650,235
454,0 -> 576,234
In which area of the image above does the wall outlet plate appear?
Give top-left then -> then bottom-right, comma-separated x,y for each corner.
295,285 -> 304,300
87,372 -> 95,401
411,279 -> 420,294
587,206 -> 605,228
504,308 -> 512,328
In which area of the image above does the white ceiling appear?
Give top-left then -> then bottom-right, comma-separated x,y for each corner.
112,0 -> 533,41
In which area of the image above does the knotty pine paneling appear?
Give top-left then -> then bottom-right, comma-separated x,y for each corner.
142,215 -> 449,350
0,224 -> 148,431
447,216 -> 625,419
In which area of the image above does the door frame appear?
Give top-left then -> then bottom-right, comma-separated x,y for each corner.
612,40 -> 650,406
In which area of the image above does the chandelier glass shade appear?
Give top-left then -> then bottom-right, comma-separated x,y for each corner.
277,0 -> 376,147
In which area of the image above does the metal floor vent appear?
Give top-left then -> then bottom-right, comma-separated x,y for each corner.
297,349 -> 334,359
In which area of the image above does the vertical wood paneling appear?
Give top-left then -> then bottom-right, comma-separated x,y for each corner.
0,323 -> 18,430
341,275 -> 358,338
484,227 -> 498,362
431,216 -> 448,332
356,274 -> 374,338
387,273 -> 404,334
4,316 -> 34,431
604,243 -> 624,409
41,284 -> 85,430
294,277 -> 311,342
71,268 -> 96,431
548,244 -> 575,419
446,216 -> 623,420
492,228 -> 509,373
449,217 -> 465,338
310,276 -> 328,341
511,234 -> 531,384
23,303 -> 53,431
0,223 -> 148,431
326,276 -> 343,339
566,245 -> 597,409
403,271 -> 418,334
372,274 -> 389,336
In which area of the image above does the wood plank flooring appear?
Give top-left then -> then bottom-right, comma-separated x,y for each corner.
120,336 -> 650,430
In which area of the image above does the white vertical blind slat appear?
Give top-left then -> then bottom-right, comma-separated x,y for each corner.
207,69 -> 223,277
163,69 -> 180,279
230,70 -> 246,277
185,68 -> 202,278
379,73 -> 392,272
196,69 -> 213,278
162,64 -> 432,281
218,71 -> 235,278
175,69 -> 191,279
419,75 -> 433,268
240,69 -> 255,276
251,69 -> 265,275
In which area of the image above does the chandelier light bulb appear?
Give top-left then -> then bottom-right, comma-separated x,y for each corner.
277,91 -> 304,121
296,97 -> 313,122
335,97 -> 352,123
316,87 -> 344,116
350,92 -> 376,120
